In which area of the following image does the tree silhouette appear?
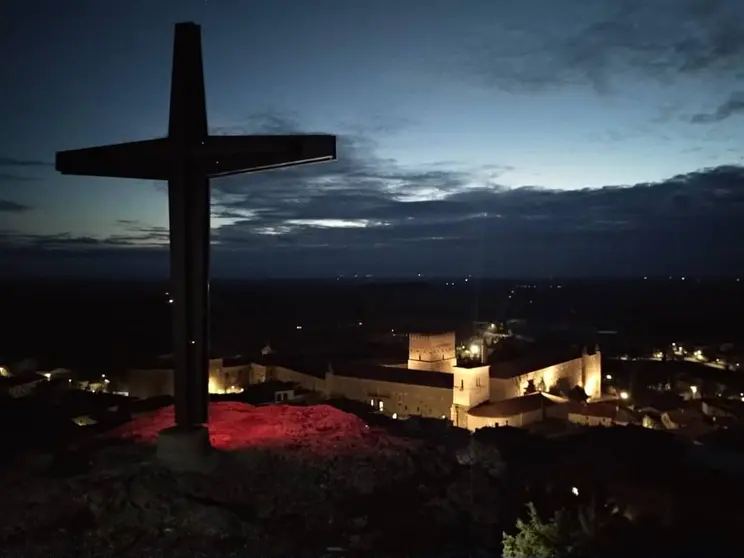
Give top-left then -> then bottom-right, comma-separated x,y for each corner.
524,379 -> 537,395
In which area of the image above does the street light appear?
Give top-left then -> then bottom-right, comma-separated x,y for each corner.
619,391 -> 629,400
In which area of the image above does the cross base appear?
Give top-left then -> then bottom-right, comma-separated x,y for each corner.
156,425 -> 218,474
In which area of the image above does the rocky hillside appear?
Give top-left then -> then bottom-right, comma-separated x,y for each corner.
0,402 -> 504,556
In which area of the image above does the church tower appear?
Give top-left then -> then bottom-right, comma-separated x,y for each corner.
407,332 -> 457,372
581,344 -> 602,399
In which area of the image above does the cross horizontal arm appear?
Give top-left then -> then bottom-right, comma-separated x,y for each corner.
203,134 -> 336,178
55,138 -> 171,180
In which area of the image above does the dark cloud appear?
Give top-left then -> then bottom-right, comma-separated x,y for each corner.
689,91 -> 744,123
0,157 -> 53,168
0,173 -> 42,182
0,156 -> 53,183
0,199 -> 31,213
459,0 -> 744,94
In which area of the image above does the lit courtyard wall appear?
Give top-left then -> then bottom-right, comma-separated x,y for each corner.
126,358 -> 251,399
581,349 -> 602,399
126,367 -> 173,399
328,372 -> 453,419
489,357 -> 585,401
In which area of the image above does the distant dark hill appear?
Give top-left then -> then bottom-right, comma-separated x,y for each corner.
1,278 -> 741,368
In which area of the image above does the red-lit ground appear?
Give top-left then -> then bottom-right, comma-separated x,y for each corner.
112,401 -> 410,455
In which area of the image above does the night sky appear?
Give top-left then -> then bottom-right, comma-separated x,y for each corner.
1,0 -> 743,279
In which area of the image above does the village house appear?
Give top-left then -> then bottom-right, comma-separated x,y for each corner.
565,401 -> 640,427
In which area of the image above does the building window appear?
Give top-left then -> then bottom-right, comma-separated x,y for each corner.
379,400 -> 384,411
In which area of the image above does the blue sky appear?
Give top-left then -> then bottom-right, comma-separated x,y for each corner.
1,0 -> 743,278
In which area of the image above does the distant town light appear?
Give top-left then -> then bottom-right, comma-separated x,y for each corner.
392,412 -> 398,419
690,385 -> 698,395
358,321 -> 363,326
572,486 -> 579,496
469,344 -> 480,355
168,298 -> 174,304
296,325 -> 302,330
619,391 -> 629,400
605,374 -> 612,380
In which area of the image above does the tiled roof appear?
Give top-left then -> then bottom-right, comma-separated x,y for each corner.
331,361 -> 453,389
489,348 -> 583,379
468,392 -> 562,418
566,401 -> 637,422
252,353 -> 330,379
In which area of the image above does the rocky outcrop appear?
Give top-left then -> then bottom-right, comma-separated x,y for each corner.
0,402 -> 504,556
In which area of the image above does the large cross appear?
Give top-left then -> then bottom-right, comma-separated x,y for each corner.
56,22 -> 336,429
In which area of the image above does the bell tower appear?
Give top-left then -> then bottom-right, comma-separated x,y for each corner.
407,332 -> 457,372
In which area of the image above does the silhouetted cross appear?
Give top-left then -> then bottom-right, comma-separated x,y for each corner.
56,22 -> 336,428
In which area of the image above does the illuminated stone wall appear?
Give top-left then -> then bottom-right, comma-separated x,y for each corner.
328,373 -> 453,419
452,365 -> 490,408
127,358 -> 251,398
126,367 -> 173,399
581,349 -> 602,399
490,357 -> 585,401
208,361 -> 252,394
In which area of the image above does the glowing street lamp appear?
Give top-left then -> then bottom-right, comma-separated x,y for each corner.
619,391 -> 629,400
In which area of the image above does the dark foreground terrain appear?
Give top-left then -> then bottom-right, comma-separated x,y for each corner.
2,401 -> 744,557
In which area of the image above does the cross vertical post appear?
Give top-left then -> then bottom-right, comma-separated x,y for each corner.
167,23 -> 210,427
55,21 -> 336,469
